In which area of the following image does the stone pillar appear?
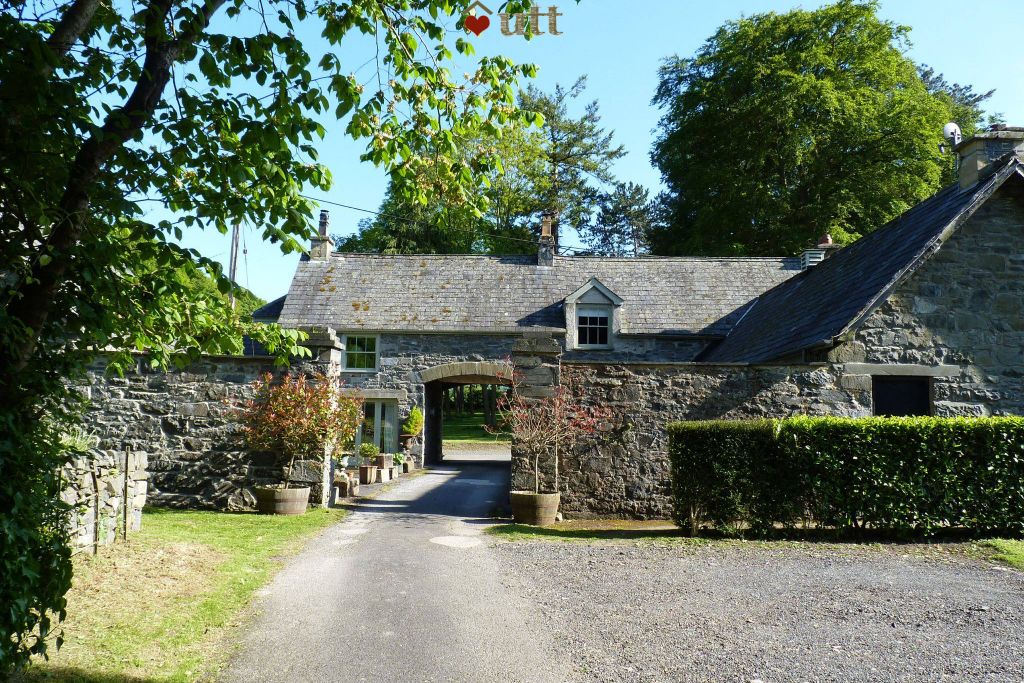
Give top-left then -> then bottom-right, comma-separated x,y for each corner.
510,332 -> 562,492
296,326 -> 344,507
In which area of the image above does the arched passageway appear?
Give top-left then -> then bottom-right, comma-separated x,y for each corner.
420,362 -> 511,465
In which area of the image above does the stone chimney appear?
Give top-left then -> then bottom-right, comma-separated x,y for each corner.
955,125 -> 1024,189
800,233 -> 840,270
309,209 -> 334,260
538,213 -> 555,267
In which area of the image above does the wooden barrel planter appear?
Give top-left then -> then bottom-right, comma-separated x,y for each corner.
253,486 -> 310,515
509,491 -> 560,526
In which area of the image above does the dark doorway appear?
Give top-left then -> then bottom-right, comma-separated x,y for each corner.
423,377 -> 510,465
872,376 -> 932,416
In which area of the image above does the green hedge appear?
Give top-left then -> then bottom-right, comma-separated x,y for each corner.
667,416 -> 1024,536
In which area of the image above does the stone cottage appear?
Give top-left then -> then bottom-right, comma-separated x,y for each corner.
248,127 -> 1024,517
83,127 -> 1024,515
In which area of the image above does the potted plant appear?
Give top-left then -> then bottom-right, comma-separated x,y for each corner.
400,406 -> 424,449
395,451 -> 413,474
358,442 -> 379,485
493,377 -> 607,526
238,372 -> 362,515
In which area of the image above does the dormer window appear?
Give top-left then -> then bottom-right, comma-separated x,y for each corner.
577,306 -> 611,348
564,277 -> 623,351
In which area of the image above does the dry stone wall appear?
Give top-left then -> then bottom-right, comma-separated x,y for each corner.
81,353 -> 335,511
62,448 -> 147,553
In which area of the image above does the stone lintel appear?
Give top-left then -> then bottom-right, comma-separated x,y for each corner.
342,388 -> 407,401
842,363 -> 960,377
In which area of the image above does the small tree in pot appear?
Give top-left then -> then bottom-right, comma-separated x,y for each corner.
400,406 -> 424,451
239,372 -> 361,514
492,377 -> 608,526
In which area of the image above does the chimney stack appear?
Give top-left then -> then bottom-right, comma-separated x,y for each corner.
955,125 -> 1024,189
309,209 -> 334,260
538,213 -> 555,267
319,209 -> 330,237
800,233 -> 839,270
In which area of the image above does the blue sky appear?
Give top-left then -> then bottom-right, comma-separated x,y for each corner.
178,0 -> 1024,301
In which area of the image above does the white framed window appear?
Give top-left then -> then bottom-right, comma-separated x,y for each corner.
577,306 -> 611,348
343,335 -> 378,371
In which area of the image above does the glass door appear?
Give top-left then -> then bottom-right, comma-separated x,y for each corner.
356,401 -> 399,453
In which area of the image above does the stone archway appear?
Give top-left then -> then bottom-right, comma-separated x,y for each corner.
419,361 -> 512,385
420,361 -> 512,465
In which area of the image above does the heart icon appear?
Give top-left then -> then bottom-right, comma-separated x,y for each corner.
464,14 -> 490,36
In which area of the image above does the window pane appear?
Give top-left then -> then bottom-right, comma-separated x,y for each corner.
346,336 -> 377,369
577,310 -> 610,347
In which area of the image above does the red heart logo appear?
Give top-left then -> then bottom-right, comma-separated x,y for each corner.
464,14 -> 490,36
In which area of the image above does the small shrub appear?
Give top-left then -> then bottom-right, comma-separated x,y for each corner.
237,372 -> 362,486
358,442 -> 380,461
668,416 -> 1024,536
402,406 -> 424,435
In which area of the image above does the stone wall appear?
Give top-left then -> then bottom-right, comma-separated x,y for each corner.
82,353 -> 335,511
511,359 -> 867,519
834,183 -> 1024,417
62,448 -> 147,553
341,332 -> 517,411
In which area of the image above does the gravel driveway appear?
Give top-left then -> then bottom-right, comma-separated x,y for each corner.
494,541 -> 1024,683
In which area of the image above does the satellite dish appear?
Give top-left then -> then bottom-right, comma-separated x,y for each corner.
943,122 -> 962,145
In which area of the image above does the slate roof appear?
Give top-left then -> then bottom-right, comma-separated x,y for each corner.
276,253 -> 801,336
702,156 -> 1024,363
251,294 -> 287,322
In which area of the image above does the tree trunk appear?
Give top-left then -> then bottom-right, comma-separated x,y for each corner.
0,0 -> 226,406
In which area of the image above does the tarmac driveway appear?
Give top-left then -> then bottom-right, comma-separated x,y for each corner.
222,455 -> 567,683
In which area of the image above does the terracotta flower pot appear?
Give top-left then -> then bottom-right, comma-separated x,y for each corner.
253,486 -> 310,515
509,491 -> 560,526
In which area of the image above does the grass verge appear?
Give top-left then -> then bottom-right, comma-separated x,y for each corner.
488,521 -> 1024,570
983,539 -> 1024,569
18,506 -> 345,683
487,519 -> 685,544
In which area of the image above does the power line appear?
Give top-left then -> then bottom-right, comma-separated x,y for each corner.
297,193 -> 593,254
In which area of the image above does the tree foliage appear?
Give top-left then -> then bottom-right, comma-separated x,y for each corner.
519,77 -> 625,248
649,0 -> 990,257
338,77 -> 631,255
579,181 -> 653,256
0,0 -> 536,670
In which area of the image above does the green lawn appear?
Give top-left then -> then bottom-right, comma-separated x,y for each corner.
443,411 -> 510,443
984,539 -> 1024,569
18,507 -> 345,683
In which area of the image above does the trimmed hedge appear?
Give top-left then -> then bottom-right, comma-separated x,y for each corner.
668,416 -> 1024,536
